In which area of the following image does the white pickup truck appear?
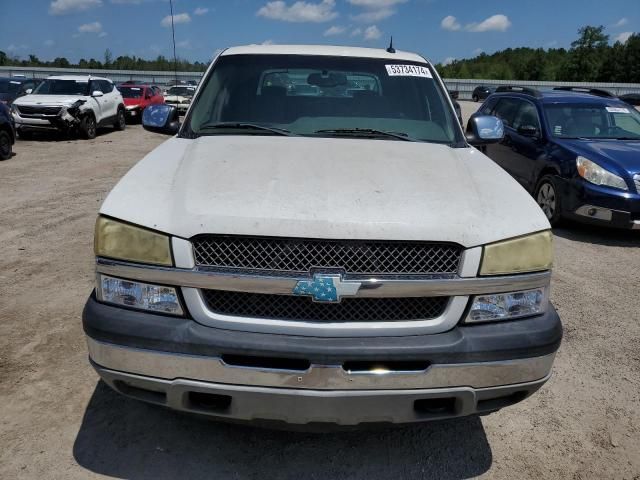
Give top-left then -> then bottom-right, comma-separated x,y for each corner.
83,45 -> 562,426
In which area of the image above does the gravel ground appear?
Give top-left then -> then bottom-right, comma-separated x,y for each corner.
1,102 -> 639,479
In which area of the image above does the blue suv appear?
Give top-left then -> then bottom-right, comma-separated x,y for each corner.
475,86 -> 640,229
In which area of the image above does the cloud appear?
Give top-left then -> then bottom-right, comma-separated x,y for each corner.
441,15 -> 460,31
442,57 -> 456,66
161,13 -> 191,27
465,14 -> 511,32
176,39 -> 191,49
351,8 -> 394,22
612,17 -> 628,28
98,31 -> 108,37
546,40 -> 558,48
6,44 -> 28,53
194,7 -> 209,15
262,39 -> 275,45
50,0 -> 102,15
350,27 -> 362,36
472,48 -> 483,55
324,25 -> 346,36
614,31 -> 633,43
44,39 -> 55,47
78,21 -> 103,33
363,25 -> 382,40
348,0 -> 405,23
257,0 -> 337,23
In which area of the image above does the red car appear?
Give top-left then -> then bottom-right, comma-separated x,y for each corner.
118,84 -> 164,122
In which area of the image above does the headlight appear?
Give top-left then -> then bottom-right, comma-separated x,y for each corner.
94,216 -> 172,266
480,231 -> 553,276
97,274 -> 183,315
576,156 -> 628,191
465,287 -> 547,323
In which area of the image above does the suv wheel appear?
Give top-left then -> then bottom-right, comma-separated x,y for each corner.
79,115 -> 97,140
114,108 -> 126,131
0,130 -> 12,160
535,175 -> 562,226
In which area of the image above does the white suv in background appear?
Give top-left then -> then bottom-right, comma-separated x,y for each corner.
11,75 -> 125,139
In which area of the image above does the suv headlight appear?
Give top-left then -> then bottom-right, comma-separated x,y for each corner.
480,231 -> 553,276
576,156 -> 628,191
97,274 -> 183,315
94,216 -> 172,266
465,287 -> 547,323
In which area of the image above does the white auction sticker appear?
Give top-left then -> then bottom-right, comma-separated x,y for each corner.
606,106 -> 629,114
385,64 -> 432,78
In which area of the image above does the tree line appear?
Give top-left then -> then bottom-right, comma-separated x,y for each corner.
436,26 -> 640,83
0,48 -> 207,72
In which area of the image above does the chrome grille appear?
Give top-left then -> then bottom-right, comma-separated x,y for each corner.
202,289 -> 449,322
192,236 -> 462,275
16,105 -> 61,116
634,174 -> 640,193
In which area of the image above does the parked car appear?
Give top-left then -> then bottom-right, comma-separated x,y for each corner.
11,75 -> 126,139
84,44 -> 561,427
0,102 -> 15,160
472,85 -> 495,102
475,86 -> 640,228
118,84 -> 164,122
619,93 -> 640,107
0,77 -> 40,106
163,85 -> 195,113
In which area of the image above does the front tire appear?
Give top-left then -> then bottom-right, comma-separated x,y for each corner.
79,114 -> 97,140
535,175 -> 563,226
114,108 -> 126,131
0,130 -> 12,160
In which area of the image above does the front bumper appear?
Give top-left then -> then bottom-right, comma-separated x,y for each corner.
561,177 -> 640,229
83,296 -> 561,425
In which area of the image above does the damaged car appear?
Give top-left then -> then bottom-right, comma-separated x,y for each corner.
11,75 -> 125,139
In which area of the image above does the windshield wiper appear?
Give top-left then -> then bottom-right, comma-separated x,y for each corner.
313,128 -> 417,142
197,122 -> 295,136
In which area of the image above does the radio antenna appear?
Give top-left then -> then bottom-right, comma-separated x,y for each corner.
386,36 -> 396,54
169,0 -> 178,86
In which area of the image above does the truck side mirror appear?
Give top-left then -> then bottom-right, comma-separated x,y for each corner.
143,104 -> 180,135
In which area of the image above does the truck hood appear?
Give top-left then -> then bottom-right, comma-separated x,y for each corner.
13,94 -> 87,107
100,136 -> 549,248
558,138 -> 640,175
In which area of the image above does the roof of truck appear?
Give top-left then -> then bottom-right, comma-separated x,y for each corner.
221,44 -> 428,63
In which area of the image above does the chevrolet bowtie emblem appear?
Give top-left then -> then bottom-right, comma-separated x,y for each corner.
292,274 -> 361,303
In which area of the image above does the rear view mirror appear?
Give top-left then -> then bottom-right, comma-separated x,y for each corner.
143,104 -> 180,135
517,125 -> 539,137
307,72 -> 347,88
466,115 -> 504,146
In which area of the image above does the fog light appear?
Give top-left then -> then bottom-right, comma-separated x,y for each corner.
97,274 -> 183,316
465,288 -> 546,323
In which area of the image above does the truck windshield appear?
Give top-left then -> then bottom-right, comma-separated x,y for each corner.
186,54 -> 460,144
168,87 -> 193,96
34,79 -> 90,96
545,103 -> 640,140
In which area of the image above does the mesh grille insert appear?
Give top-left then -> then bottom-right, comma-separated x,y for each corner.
192,236 -> 462,275
202,290 -> 449,323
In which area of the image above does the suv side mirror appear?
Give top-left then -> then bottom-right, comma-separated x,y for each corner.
92,90 -> 104,97
143,104 -> 180,135
517,125 -> 539,137
24,88 -> 33,95
465,115 -> 504,146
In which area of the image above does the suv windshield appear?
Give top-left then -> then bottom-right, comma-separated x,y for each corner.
119,86 -> 144,98
168,87 -> 194,96
545,103 -> 640,140
186,54 -> 460,144
34,79 -> 90,96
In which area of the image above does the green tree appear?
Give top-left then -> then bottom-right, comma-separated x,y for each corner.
562,25 -> 609,81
